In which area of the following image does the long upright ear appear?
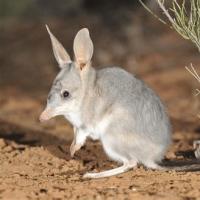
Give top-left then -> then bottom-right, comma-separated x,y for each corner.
46,25 -> 71,68
73,28 -> 93,70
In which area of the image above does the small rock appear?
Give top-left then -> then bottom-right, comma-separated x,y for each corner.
0,139 -> 7,148
4,145 -> 13,152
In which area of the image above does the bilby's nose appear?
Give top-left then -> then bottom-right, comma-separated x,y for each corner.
39,109 -> 52,122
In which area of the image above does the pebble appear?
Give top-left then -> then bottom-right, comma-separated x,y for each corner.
4,145 -> 13,152
0,139 -> 7,148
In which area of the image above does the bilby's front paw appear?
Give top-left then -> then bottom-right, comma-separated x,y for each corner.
70,142 -> 82,158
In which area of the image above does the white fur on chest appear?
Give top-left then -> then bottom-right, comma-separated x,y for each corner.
86,115 -> 111,140
64,112 -> 82,127
65,112 -> 111,140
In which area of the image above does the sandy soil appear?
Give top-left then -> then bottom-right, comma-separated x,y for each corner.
0,16 -> 200,200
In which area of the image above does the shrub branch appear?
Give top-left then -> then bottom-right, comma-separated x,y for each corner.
139,0 -> 200,116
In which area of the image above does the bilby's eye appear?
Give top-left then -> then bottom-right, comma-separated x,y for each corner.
62,90 -> 70,99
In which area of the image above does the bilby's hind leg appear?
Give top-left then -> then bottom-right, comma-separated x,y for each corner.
83,161 -> 137,179
144,161 -> 165,170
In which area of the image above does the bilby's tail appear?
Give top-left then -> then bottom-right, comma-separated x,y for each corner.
159,160 -> 200,172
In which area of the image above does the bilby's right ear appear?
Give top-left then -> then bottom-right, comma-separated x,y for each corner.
73,28 -> 93,70
46,25 -> 71,68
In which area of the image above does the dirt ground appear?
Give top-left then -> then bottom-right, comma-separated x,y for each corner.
0,14 -> 200,200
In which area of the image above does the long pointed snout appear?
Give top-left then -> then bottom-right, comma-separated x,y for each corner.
39,108 -> 53,122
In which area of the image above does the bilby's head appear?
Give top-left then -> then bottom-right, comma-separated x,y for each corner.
40,25 -> 93,122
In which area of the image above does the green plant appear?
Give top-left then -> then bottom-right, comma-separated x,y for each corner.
140,0 -> 200,51
139,0 -> 200,99
186,64 -> 200,95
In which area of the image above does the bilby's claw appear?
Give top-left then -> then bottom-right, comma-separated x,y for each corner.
70,141 -> 75,157
70,142 -> 82,158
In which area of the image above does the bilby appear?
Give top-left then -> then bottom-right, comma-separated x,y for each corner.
40,26 -> 200,179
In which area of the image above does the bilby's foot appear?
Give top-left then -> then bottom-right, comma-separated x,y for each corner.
144,161 -> 165,170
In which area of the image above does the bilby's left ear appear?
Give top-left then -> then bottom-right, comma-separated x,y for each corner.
46,25 -> 71,68
73,28 -> 94,70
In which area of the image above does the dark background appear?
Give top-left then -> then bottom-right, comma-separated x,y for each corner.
1,0 -> 180,96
